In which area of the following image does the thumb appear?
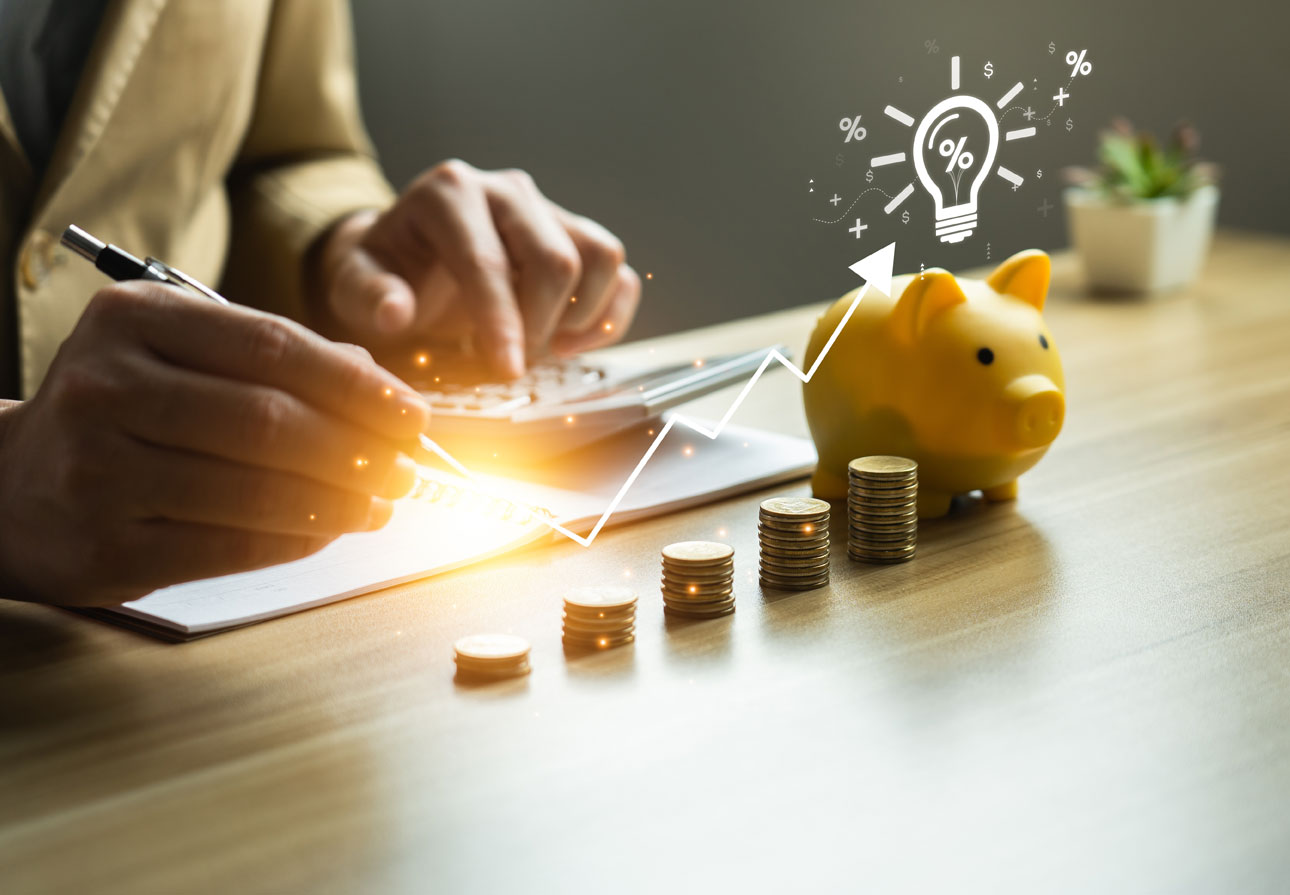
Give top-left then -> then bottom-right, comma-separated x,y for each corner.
328,246 -> 418,339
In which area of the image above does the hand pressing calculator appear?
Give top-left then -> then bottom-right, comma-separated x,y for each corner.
405,345 -> 787,461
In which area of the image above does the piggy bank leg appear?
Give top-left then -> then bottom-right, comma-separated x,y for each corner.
982,480 -> 1019,502
917,490 -> 954,518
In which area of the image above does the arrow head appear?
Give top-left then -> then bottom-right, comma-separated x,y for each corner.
848,242 -> 896,296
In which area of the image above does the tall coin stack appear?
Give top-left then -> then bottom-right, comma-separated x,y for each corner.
847,456 -> 918,564
453,633 -> 532,681
758,497 -> 831,590
562,586 -> 637,650
660,541 -> 736,619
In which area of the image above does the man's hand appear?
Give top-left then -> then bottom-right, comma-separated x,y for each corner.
0,282 -> 432,607
310,160 -> 642,378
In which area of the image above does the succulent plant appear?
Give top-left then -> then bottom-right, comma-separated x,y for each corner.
1065,118 -> 1219,200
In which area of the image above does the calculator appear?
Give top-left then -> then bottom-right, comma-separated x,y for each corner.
406,345 -> 788,461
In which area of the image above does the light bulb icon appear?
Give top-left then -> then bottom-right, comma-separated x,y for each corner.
912,95 -> 998,243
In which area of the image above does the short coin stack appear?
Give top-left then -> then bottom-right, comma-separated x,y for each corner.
453,633 -> 532,681
660,541 -> 736,619
758,497 -> 832,590
847,456 -> 918,564
562,586 -> 637,650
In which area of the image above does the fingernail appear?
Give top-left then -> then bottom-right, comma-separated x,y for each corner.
396,393 -> 431,430
365,498 -> 395,531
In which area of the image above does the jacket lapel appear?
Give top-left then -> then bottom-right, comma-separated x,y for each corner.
33,0 -> 169,216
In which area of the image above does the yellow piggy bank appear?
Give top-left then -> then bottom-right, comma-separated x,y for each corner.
803,249 -> 1065,517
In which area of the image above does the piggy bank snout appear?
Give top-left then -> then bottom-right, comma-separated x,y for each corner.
1003,375 -> 1064,449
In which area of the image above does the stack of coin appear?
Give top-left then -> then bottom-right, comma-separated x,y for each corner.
562,586 -> 637,650
758,496 -> 831,590
453,633 -> 532,681
847,456 -> 918,563
660,541 -> 736,618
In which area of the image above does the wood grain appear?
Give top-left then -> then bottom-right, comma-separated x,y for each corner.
2,233 -> 1288,894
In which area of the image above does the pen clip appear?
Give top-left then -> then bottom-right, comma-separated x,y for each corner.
145,257 -> 229,305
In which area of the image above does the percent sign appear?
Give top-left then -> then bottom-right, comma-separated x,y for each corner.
1066,49 -> 1092,77
838,115 -> 867,143
939,136 -> 972,172
924,38 -> 940,54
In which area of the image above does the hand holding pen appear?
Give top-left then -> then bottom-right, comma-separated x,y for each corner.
0,227 -> 433,607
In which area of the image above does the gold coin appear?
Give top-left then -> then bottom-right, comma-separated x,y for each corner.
455,661 -> 531,681
849,503 -> 918,519
848,545 -> 916,560
454,633 -> 530,662
660,561 -> 735,579
563,603 -> 637,621
756,524 -> 831,544
847,518 -> 917,533
848,455 -> 918,477
760,545 -> 831,561
454,656 -> 531,675
563,585 -> 637,611
662,541 -> 734,564
847,472 -> 917,486
847,487 -> 917,502
760,496 -> 831,518
759,555 -> 830,571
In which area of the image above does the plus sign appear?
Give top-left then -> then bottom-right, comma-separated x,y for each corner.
1037,199 -> 1054,218
830,194 -> 842,206
848,218 -> 868,239
1022,107 -> 1036,121
1053,88 -> 1069,106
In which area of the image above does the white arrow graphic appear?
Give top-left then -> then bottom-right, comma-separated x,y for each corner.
420,241 -> 897,548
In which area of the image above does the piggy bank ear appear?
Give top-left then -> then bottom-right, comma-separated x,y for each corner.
890,270 -> 967,343
987,250 -> 1051,311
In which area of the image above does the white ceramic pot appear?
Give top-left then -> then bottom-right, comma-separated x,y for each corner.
1064,184 -> 1219,293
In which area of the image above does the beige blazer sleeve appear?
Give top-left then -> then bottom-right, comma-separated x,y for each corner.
220,0 -> 396,323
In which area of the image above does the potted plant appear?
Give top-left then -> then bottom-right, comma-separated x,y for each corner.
1064,119 -> 1220,294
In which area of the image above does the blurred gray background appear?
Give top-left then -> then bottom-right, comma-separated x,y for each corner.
351,0 -> 1289,341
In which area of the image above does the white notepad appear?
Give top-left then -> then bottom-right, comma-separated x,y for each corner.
83,420 -> 816,639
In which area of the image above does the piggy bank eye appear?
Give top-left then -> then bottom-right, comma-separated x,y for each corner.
1039,333 -> 1049,349
976,347 -> 994,365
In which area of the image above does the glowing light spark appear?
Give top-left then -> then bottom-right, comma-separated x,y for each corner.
693,359 -> 705,368
415,353 -> 429,366
354,457 -> 368,468
717,528 -> 728,538
688,585 -> 697,594
603,322 -> 614,332
683,446 -> 694,457
383,387 -> 393,397
598,638 -> 608,647
308,513 -> 317,521
565,415 -> 575,424
412,244 -> 894,549
803,524 -> 814,533
570,296 -> 577,303
645,272 -> 653,280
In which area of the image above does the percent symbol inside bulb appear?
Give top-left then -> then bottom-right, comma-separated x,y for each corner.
939,136 -> 973,172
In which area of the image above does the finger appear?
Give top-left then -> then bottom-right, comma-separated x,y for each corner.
551,265 -> 641,356
327,244 -> 420,340
111,355 -> 419,501
127,442 -> 395,536
377,161 -> 526,377
126,520 -> 339,591
93,282 -> 430,439
551,208 -> 626,333
485,171 -> 581,353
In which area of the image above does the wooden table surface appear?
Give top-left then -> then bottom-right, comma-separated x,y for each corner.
2,232 -> 1289,894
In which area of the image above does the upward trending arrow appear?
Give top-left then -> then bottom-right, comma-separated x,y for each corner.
419,241 -> 898,547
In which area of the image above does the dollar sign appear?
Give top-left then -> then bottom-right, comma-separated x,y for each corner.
983,61 -> 994,79
1048,41 -> 1056,54
835,153 -> 845,167
865,169 -> 874,183
1066,118 -> 1073,132
898,75 -> 903,83
1036,169 -> 1043,179
901,209 -> 910,224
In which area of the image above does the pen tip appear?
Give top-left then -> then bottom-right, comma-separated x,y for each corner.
61,225 -> 105,263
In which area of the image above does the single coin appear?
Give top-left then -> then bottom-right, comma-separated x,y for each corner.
848,552 -> 915,565
849,504 -> 918,519
848,535 -> 916,550
563,585 -> 637,611
848,456 -> 918,477
847,489 -> 918,504
756,524 -> 831,544
662,541 -> 734,564
454,633 -> 530,662
660,561 -> 735,579
759,553 -> 831,569
847,472 -> 918,486
563,602 -> 637,620
760,496 -> 831,518
847,519 -> 918,534
848,546 -> 916,561
760,560 -> 831,576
